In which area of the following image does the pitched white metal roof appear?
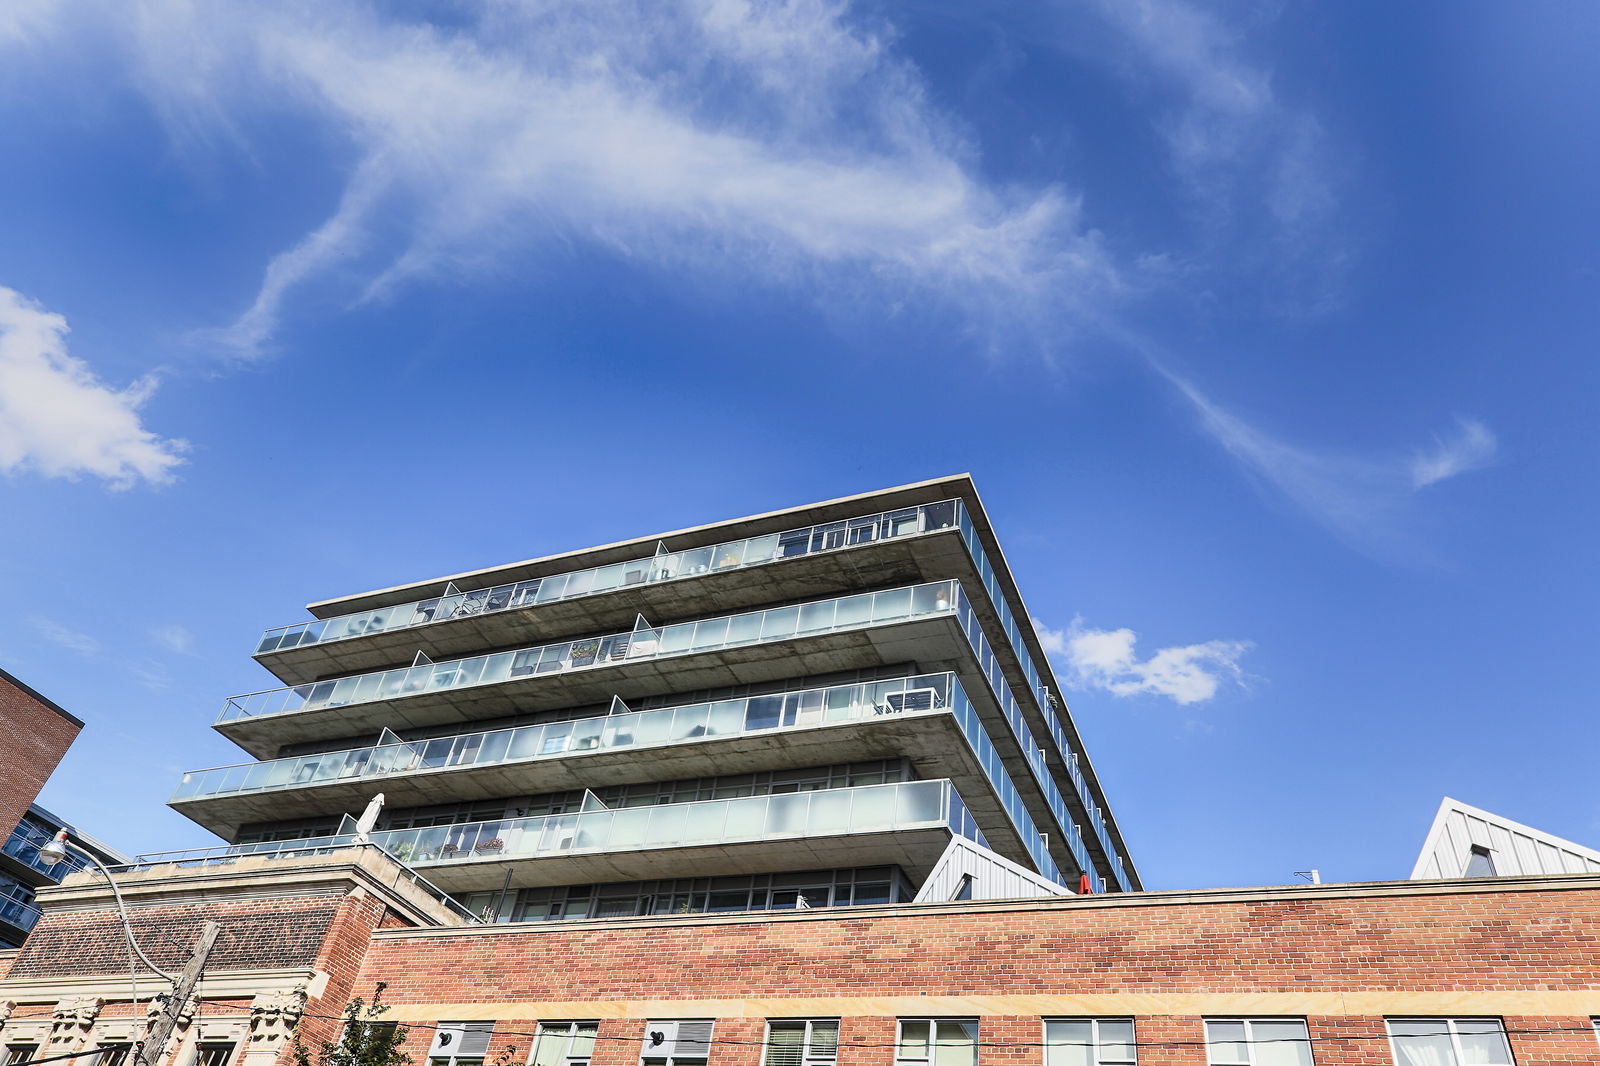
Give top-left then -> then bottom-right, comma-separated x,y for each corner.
1410,796 -> 1600,880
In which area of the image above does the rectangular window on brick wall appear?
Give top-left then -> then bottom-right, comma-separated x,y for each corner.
194,1044 -> 237,1066
430,1023 -> 497,1066
533,1023 -> 599,1066
1204,1019 -> 1313,1066
896,1020 -> 978,1066
1044,1019 -> 1135,1066
642,1021 -> 713,1066
96,1043 -> 132,1066
5,1045 -> 38,1066
1385,1019 -> 1514,1066
765,1020 -> 839,1066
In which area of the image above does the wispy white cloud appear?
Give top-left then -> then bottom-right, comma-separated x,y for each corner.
1083,0 -> 1346,306
1410,418 -> 1498,489
150,623 -> 197,656
101,0 -> 1119,357
0,285 -> 187,487
31,616 -> 100,656
1036,616 -> 1250,705
1151,361 -> 1498,552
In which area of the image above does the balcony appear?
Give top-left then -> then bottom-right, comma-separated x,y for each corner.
0,892 -> 42,939
2,820 -> 89,883
218,581 -> 973,754
176,673 -> 1062,884
242,779 -> 982,894
254,501 -> 971,684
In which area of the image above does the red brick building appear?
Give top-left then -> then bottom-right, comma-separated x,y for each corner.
2,847 -> 1597,1066
0,668 -> 82,848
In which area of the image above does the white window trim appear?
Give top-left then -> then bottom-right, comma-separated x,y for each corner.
641,1019 -> 714,1066
895,1019 -> 979,1066
763,1020 -> 839,1066
534,1022 -> 599,1066
429,1021 -> 496,1066
1385,1017 -> 1515,1066
1042,1018 -> 1136,1066
1203,1018 -> 1312,1066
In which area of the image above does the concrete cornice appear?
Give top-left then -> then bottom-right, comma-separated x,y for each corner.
369,872 -> 1600,941
0,967 -> 321,1007
304,475 -> 976,616
39,848 -> 464,928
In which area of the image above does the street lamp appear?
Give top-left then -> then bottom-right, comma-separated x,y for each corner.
38,831 -> 178,1063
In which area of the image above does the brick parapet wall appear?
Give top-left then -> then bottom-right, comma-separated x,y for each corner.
7,894 -> 346,978
345,880 -> 1600,1065
0,671 -> 81,840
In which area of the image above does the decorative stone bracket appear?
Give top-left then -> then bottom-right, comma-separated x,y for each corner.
49,996 -> 106,1046
248,985 -> 307,1046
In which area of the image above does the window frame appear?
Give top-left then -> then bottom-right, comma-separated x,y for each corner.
532,1022 -> 599,1066
763,1020 -> 839,1066
1384,1017 -> 1515,1066
1042,1017 -> 1136,1066
640,1019 -> 714,1066
4,1045 -> 40,1066
428,1021 -> 497,1066
194,1043 -> 238,1066
894,1018 -> 980,1066
1203,1018 -> 1314,1066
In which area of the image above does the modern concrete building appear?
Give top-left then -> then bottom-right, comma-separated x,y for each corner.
169,476 -> 1138,921
0,669 -> 125,948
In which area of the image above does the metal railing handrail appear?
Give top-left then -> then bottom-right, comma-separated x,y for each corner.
110,841 -> 479,923
220,579 -> 963,720
255,500 -> 961,655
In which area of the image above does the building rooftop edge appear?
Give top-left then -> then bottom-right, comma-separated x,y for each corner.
366,870 -> 1600,940
0,665 -> 85,729
303,474 -> 977,616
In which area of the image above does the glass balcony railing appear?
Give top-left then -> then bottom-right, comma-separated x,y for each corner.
180,673 -> 1063,885
221,581 -> 964,722
247,491 -> 1129,888
249,780 -> 981,870
0,892 -> 42,935
3,821 -> 89,882
948,511 -> 1130,891
256,501 -> 963,655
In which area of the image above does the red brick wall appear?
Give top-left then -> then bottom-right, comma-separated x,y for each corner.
0,671 -> 81,836
7,894 -> 344,977
347,883 -> 1600,1065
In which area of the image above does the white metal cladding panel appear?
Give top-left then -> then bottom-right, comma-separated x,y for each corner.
1411,798 -> 1600,880
913,837 -> 1071,902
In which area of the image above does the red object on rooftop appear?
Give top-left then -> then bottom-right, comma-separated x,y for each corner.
1079,873 -> 1093,894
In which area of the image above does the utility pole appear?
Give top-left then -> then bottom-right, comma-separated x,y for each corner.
135,921 -> 220,1066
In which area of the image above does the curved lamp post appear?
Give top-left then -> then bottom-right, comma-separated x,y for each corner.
37,831 -> 178,1061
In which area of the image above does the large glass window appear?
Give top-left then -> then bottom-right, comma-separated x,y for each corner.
1044,1019 -> 1135,1066
1386,1019 -> 1514,1066
896,1020 -> 978,1066
764,1021 -> 839,1066
195,1045 -> 237,1066
533,1023 -> 598,1066
1204,1019 -> 1313,1066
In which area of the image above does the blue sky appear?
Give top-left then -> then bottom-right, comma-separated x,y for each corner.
1,1 -> 1595,891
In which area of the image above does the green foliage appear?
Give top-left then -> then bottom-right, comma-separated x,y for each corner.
294,983 -> 411,1066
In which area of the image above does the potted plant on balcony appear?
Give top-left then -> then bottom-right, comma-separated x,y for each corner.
570,640 -> 600,667
440,842 -> 462,857
474,838 -> 505,853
